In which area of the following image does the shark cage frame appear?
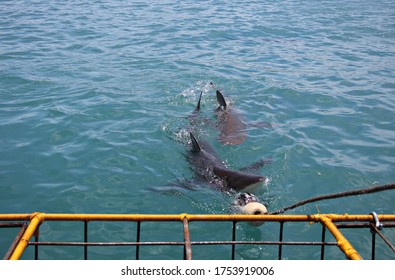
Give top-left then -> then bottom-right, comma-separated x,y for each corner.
1,212 -> 394,260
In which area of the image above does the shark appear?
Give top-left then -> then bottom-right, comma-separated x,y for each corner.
186,131 -> 265,193
215,90 -> 248,145
185,131 -> 268,220
214,89 -> 274,145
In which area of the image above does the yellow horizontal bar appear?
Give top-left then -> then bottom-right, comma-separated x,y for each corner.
1,213 -> 394,222
0,214 -> 33,221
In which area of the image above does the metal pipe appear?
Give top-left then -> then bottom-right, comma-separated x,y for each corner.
231,221 -> 236,260
84,221 -> 88,260
370,224 -> 395,253
320,225 -> 326,260
29,241 -> 186,246
136,221 -> 141,260
0,222 -> 26,228
371,226 -> 376,260
34,235 -> 38,260
28,240 -> 338,246
182,217 -> 192,260
3,223 -> 28,260
278,221 -> 284,260
336,222 -> 395,228
319,215 -> 362,260
9,213 -> 44,260
1,213 -> 395,223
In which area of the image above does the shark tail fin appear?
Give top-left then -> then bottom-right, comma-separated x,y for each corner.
213,166 -> 265,193
189,132 -> 201,153
216,90 -> 227,110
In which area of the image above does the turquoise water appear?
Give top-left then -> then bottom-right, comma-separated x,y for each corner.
1,0 -> 394,259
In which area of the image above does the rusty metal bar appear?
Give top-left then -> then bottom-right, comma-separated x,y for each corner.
278,221 -> 284,260
231,221 -> 236,260
28,240 -> 338,246
370,223 -> 395,254
183,217 -> 192,260
0,222 -> 26,228
336,222 -> 395,228
192,241 -> 337,246
34,235 -> 38,260
29,241 -> 186,246
33,223 -> 39,260
135,221 -> 141,260
84,221 -> 88,260
371,225 -> 376,260
3,223 -> 28,260
321,224 -> 326,260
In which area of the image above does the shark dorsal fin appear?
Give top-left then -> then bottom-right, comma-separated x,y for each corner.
195,91 -> 202,111
189,132 -> 201,153
216,90 -> 227,110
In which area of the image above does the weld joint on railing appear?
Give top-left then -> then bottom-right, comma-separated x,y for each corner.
30,212 -> 45,223
180,213 -> 189,222
9,212 -> 45,260
309,213 -> 323,223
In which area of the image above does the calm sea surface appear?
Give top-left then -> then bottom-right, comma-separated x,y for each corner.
1,0 -> 394,259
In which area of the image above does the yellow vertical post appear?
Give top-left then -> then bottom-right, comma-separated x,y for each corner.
320,215 -> 362,260
9,213 -> 44,260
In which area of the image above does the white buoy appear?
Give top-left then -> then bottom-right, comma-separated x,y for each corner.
240,202 -> 267,226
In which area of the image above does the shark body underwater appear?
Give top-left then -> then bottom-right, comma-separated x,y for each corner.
214,88 -> 274,145
186,131 -> 264,194
215,89 -> 247,146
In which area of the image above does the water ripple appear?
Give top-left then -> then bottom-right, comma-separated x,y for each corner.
1,0 -> 394,259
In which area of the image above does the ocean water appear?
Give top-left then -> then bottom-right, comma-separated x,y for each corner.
0,0 -> 394,259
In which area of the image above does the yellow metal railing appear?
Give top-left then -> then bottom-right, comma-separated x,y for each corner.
1,212 -> 394,260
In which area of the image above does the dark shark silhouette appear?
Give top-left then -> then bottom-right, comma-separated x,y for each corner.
215,90 -> 247,145
186,132 -> 265,193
